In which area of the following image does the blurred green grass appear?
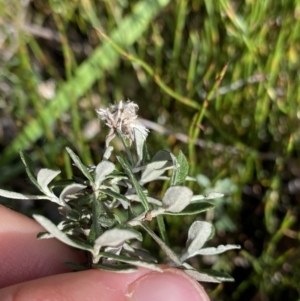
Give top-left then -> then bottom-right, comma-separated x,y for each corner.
0,0 -> 300,300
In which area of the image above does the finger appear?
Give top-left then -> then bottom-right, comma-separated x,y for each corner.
0,267 -> 210,301
0,205 -> 85,288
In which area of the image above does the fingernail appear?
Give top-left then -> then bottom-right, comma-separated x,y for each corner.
127,268 -> 210,301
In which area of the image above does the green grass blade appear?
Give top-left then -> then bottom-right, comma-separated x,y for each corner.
0,0 -> 171,167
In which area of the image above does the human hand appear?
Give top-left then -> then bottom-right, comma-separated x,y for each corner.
0,205 -> 210,301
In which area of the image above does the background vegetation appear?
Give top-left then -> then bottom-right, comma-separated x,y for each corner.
0,0 -> 300,300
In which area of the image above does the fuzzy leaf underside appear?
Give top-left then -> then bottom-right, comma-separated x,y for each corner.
162,186 -> 193,212
0,189 -> 49,200
36,168 -> 61,196
94,161 -> 115,190
94,227 -> 142,249
192,244 -> 241,256
33,214 -> 94,253
186,221 -> 213,255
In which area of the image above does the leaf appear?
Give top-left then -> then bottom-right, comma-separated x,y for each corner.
37,231 -> 54,239
170,150 -> 189,186
93,263 -> 137,273
162,186 -> 193,212
133,127 -> 146,166
101,188 -> 130,208
19,150 -> 40,189
103,146 -> 114,160
94,161 -> 115,190
66,147 -> 94,184
94,227 -> 142,250
92,194 -> 104,240
0,189 -> 49,200
123,245 -> 157,262
59,183 -> 87,204
140,160 -> 173,184
117,156 -> 149,210
205,192 -> 224,199
138,222 -> 182,266
164,202 -> 214,215
33,215 -> 94,253
36,168 -> 61,196
126,194 -> 162,206
99,252 -> 162,272
191,268 -> 235,282
186,221 -> 213,255
65,209 -> 81,221
191,195 -> 205,201
191,244 -> 241,256
183,269 -> 221,283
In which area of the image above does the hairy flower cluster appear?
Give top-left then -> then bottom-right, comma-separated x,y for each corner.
96,100 -> 149,147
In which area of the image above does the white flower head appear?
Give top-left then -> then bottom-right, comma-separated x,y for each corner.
96,100 -> 149,147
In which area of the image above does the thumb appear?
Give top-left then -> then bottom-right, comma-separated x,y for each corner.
127,266 -> 210,301
0,267 -> 210,301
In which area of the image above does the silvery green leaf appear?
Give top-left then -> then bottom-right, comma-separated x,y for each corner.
138,223 -> 182,265
144,196 -> 162,206
170,150 -> 189,186
94,227 -> 142,250
164,202 -> 214,216
186,221 -> 213,255
37,168 -> 61,196
191,195 -> 205,201
134,160 -> 169,172
37,231 -> 54,239
59,183 -> 86,204
19,150 -> 40,189
101,188 -> 130,209
123,243 -> 135,252
104,246 -> 122,256
94,263 -> 137,273
33,214 -> 94,253
66,147 -> 94,184
99,252 -> 162,272
162,186 -> 193,212
127,194 -> 162,206
186,176 -> 196,182
0,189 -> 49,200
183,269 -> 221,283
140,160 -> 173,184
94,161 -> 115,190
195,269 -> 234,282
191,244 -> 241,256
133,127 -> 146,166
117,156 -> 149,210
103,146 -> 114,160
205,192 -> 224,199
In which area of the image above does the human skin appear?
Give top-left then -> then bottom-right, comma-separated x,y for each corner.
0,205 -> 210,301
